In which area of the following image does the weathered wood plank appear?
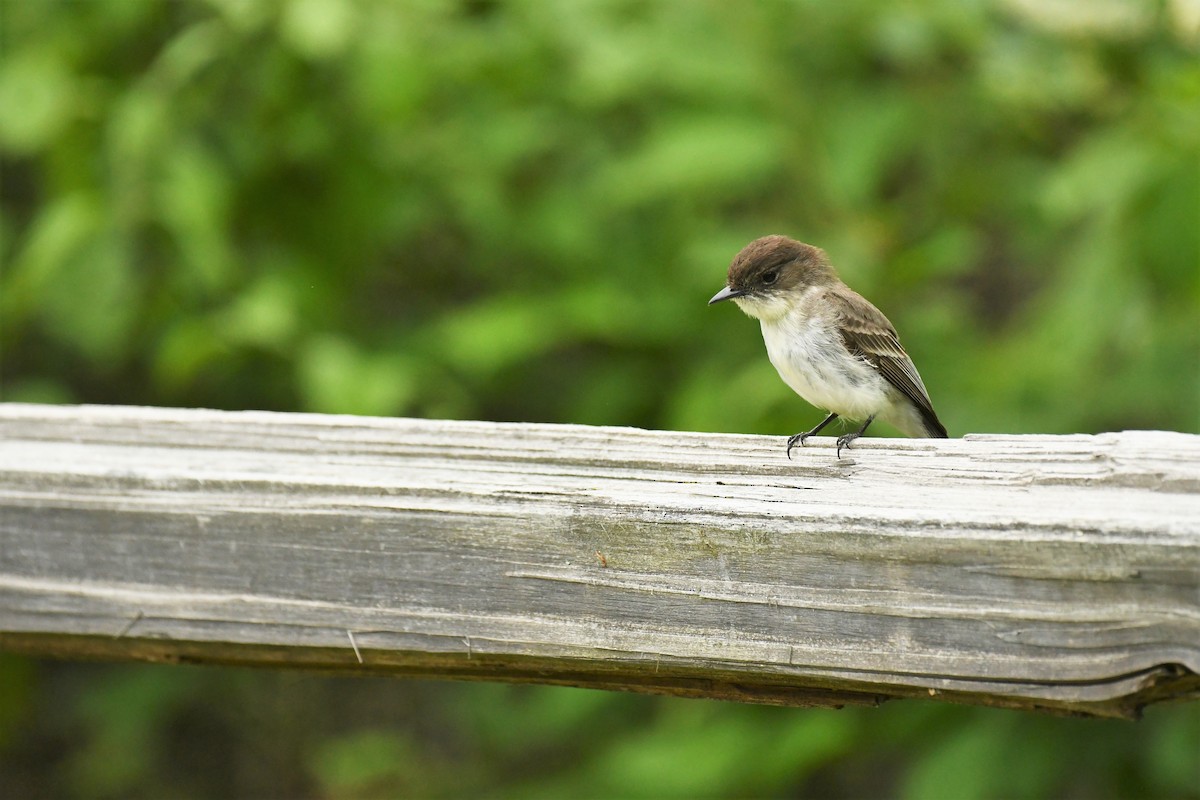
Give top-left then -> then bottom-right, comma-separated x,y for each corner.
0,403 -> 1197,718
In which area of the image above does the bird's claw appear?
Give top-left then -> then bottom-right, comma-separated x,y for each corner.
785,432 -> 810,460
835,433 -> 860,459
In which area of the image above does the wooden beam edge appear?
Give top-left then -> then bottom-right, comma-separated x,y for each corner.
4,631 -> 1196,720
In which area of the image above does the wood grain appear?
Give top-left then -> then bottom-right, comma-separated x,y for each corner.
1,403 -> 1197,718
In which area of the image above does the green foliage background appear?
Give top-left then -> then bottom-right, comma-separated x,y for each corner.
1,0 -> 1197,797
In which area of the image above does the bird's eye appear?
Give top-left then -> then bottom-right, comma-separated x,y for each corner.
761,269 -> 779,285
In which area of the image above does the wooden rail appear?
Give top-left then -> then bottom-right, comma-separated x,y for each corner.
0,403 -> 1197,718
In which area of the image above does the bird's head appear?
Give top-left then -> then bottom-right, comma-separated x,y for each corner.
708,235 -> 835,321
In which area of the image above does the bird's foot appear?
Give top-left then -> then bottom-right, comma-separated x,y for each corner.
835,432 -> 860,459
786,412 -> 840,459
785,432 -> 813,459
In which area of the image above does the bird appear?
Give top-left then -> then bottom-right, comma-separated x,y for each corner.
709,235 -> 947,458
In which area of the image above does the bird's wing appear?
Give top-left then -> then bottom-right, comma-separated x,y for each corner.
823,287 -> 943,430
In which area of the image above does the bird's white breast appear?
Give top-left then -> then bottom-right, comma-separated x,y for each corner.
759,305 -> 891,421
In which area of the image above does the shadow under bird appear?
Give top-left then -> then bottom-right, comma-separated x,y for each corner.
710,235 -> 948,458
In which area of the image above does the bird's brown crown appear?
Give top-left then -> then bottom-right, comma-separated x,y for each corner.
726,235 -> 835,296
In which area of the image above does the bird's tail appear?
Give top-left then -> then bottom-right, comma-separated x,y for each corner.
916,407 -> 948,438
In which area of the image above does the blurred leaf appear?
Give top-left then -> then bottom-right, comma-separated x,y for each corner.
280,0 -> 359,60
107,88 -> 171,221
455,684 -> 626,759
901,714 -> 1016,800
434,296 -> 561,377
153,19 -> 227,88
68,667 -> 196,798
4,195 -> 140,363
595,116 -> 786,207
1147,705 -> 1200,795
218,272 -> 301,350
0,47 -> 75,153
821,93 -> 913,210
312,730 -> 449,799
299,334 -> 416,416
157,140 -> 235,293
0,376 -> 76,404
521,702 -> 856,798
204,0 -> 274,32
1041,131 -> 1157,222
3,193 -> 100,320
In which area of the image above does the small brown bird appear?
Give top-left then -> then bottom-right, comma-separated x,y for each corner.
709,235 -> 947,457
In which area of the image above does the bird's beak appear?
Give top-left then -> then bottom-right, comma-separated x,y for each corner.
708,285 -> 745,305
